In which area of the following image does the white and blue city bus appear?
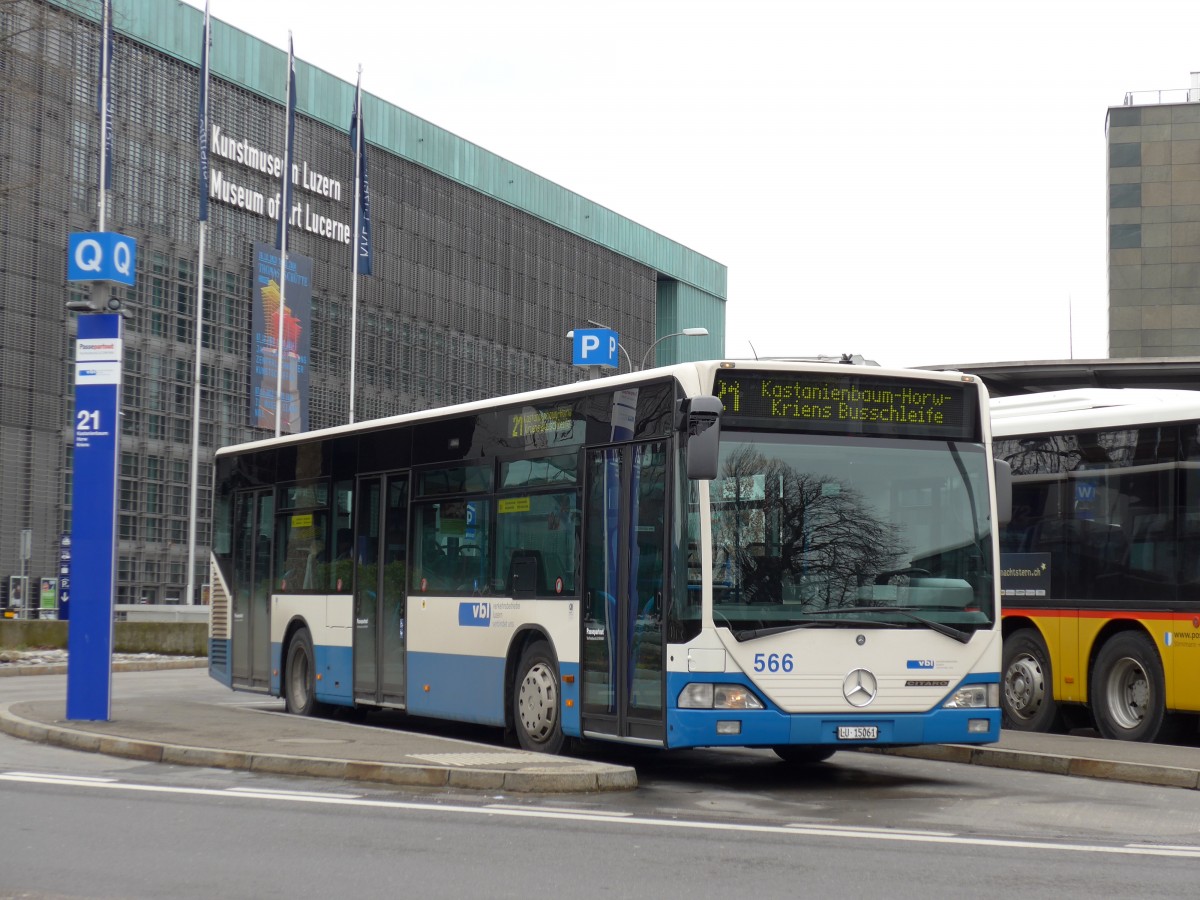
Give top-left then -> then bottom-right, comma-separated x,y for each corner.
208,359 -> 1009,760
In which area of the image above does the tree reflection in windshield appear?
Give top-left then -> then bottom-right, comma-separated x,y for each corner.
708,435 -> 993,623
712,443 -> 905,608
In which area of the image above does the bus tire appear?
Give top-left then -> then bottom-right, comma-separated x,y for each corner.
1091,631 -> 1168,742
513,640 -> 565,754
284,627 -> 321,717
1002,628 -> 1060,732
773,746 -> 836,765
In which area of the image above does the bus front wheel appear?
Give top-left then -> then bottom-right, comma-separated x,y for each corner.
284,627 -> 321,717
513,640 -> 565,754
1002,628 -> 1060,732
1091,631 -> 1169,742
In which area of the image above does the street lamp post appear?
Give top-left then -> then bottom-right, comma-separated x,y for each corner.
640,327 -> 709,370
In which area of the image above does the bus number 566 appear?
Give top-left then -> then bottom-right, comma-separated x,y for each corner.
753,652 -> 794,673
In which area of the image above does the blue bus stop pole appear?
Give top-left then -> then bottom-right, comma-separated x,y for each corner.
66,313 -> 123,720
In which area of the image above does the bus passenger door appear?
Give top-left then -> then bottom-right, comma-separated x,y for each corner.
354,472 -> 409,706
581,441 -> 668,744
231,489 -> 273,690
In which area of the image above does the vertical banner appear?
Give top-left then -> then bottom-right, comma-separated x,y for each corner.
67,314 -> 123,721
350,73 -> 372,276
277,36 -> 297,252
251,242 -> 311,433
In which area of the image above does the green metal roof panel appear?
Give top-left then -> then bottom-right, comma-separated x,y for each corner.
73,0 -> 727,301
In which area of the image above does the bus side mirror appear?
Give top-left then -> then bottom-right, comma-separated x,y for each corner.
994,459 -> 1012,526
681,396 -> 722,481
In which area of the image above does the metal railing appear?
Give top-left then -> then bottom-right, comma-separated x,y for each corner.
1123,88 -> 1200,106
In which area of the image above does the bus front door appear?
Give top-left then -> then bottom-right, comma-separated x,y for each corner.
231,489 -> 273,690
581,441 -> 668,744
354,472 -> 409,706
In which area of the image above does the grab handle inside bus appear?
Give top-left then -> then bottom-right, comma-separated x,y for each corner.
681,396 -> 722,480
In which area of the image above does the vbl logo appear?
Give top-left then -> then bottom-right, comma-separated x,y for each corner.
458,601 -> 491,627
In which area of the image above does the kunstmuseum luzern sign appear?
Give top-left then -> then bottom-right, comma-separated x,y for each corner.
208,124 -> 352,244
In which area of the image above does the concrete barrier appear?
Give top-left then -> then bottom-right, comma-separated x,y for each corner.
0,620 -> 207,656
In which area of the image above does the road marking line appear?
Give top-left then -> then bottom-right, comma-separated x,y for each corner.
4,771 -> 1200,859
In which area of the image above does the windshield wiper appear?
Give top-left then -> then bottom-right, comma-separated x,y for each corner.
784,606 -> 974,644
731,619 -> 905,641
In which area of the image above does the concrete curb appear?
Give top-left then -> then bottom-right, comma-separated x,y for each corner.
880,744 -> 1200,791
7,660 -> 1194,794
0,658 -> 208,677
0,701 -> 637,794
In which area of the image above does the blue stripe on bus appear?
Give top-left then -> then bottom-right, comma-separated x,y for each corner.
270,642 -> 282,695
268,641 -> 354,707
561,661 -> 581,738
314,645 -> 353,705
664,671 -> 1000,749
407,651 -> 507,726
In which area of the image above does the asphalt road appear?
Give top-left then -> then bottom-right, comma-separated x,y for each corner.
2,668 -> 1200,900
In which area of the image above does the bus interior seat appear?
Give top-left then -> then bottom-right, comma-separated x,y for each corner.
1130,514 -> 1175,578
507,549 -> 544,597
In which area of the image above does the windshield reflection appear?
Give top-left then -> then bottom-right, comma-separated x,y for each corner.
704,433 -> 994,635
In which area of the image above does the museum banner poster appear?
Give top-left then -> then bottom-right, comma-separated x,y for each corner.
251,242 -> 312,433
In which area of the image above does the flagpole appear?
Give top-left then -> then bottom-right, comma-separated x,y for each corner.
275,33 -> 295,439
186,0 -> 211,608
98,0 -> 111,233
349,67 -> 362,425
92,0 -> 113,316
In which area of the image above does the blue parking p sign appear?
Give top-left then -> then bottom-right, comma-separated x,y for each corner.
572,328 -> 619,368
68,232 -> 137,286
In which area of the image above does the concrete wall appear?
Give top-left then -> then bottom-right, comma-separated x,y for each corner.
0,621 -> 207,656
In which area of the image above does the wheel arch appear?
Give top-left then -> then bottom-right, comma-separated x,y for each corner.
279,615 -> 312,680
503,626 -> 557,734
1002,614 -> 1040,643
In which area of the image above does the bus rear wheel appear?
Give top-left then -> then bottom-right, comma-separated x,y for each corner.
1091,631 -> 1169,742
1002,628 -> 1060,732
513,640 -> 565,754
284,627 -> 322,717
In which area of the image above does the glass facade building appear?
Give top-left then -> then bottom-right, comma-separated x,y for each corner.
0,0 -> 727,606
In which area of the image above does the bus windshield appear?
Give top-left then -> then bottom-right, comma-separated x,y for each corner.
707,432 -> 995,637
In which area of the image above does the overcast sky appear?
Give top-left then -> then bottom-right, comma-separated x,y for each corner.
184,0 -> 1199,369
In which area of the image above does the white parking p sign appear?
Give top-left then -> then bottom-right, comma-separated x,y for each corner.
572,328 -> 619,368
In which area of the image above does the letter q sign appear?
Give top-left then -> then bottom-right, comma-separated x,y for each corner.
68,232 -> 138,286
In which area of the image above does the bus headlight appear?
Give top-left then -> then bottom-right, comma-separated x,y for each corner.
943,683 -> 1000,709
678,683 -> 765,710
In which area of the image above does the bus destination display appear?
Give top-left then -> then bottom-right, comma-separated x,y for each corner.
713,371 -> 974,438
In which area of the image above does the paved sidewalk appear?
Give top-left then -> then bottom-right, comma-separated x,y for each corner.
0,693 -> 637,793
882,730 -> 1200,790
